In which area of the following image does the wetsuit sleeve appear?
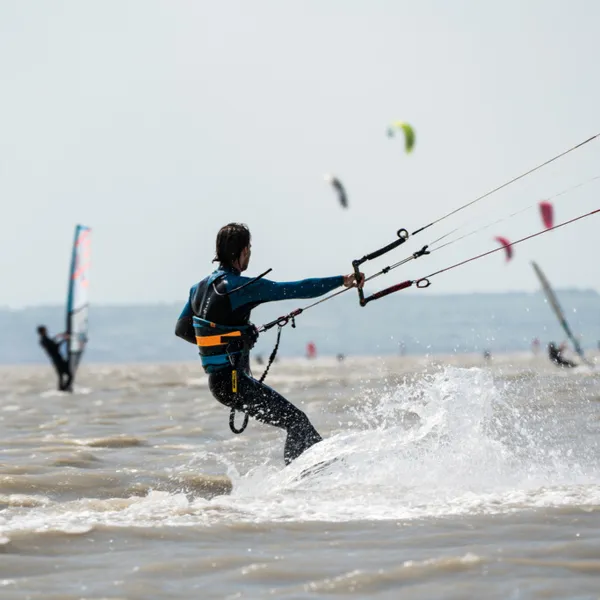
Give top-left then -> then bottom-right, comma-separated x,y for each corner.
53,336 -> 66,348
174,293 -> 196,345
230,275 -> 344,309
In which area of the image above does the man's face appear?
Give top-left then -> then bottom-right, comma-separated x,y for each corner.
239,244 -> 251,271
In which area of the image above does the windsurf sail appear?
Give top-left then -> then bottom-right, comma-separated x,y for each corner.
66,224 -> 91,376
531,261 -> 592,366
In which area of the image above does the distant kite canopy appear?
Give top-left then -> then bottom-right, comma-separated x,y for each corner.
494,235 -> 513,261
386,121 -> 415,153
324,173 -> 348,209
539,201 -> 554,229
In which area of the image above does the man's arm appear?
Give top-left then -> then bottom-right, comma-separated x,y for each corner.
229,274 -> 345,310
53,333 -> 69,348
175,296 -> 197,345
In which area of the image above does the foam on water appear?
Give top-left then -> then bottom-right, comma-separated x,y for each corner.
217,366 -> 600,522
2,366 -> 599,536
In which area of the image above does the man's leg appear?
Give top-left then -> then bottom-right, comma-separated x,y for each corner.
62,370 -> 73,391
57,359 -> 73,392
50,357 -> 67,390
557,357 -> 576,368
209,369 -> 322,464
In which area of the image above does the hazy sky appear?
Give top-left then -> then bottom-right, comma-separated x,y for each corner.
1,0 -> 599,308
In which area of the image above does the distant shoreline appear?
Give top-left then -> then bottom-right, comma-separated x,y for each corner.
3,286 -> 599,312
3,348 -> 598,370
3,290 -> 599,364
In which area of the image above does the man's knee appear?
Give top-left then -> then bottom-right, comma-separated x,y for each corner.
295,410 -> 312,428
289,409 -> 320,437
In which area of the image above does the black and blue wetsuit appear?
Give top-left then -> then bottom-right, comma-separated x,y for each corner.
548,343 -> 577,368
39,334 -> 72,391
175,266 -> 344,464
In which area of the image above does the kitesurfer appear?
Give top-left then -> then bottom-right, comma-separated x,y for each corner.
548,341 -> 577,368
36,326 -> 73,391
175,223 -> 364,465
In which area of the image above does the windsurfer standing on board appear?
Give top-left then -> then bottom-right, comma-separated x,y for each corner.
36,326 -> 73,391
175,222 -> 364,465
548,341 -> 577,368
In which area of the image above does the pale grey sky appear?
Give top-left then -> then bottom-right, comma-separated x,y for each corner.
1,0 -> 599,308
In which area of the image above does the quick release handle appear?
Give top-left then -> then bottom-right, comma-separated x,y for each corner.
260,308 -> 303,332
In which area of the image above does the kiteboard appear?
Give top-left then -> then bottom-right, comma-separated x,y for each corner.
297,457 -> 341,481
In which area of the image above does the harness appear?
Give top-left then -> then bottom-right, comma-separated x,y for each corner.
193,316 -> 282,434
193,268 -> 280,435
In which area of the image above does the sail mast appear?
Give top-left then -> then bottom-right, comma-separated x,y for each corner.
66,225 -> 92,375
531,261 -> 590,365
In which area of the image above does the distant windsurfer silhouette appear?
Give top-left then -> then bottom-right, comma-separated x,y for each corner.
547,341 -> 577,368
37,326 -> 73,391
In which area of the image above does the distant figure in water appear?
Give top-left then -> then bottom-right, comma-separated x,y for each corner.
483,349 -> 492,361
255,354 -> 264,365
336,353 -> 345,362
37,325 -> 72,391
548,341 -> 577,368
531,337 -> 541,355
306,341 -> 317,360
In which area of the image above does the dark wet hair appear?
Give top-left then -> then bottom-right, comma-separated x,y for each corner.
213,223 -> 251,268
37,325 -> 47,335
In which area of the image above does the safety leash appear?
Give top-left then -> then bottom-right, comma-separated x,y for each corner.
228,325 -> 284,435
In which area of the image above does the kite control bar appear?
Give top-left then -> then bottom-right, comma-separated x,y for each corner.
357,207 -> 600,305
351,228 -> 410,306
350,229 -> 433,306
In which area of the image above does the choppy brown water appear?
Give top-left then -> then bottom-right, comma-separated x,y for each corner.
2,352 -> 600,599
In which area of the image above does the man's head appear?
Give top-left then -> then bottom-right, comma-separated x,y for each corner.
37,325 -> 47,337
214,223 -> 251,271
